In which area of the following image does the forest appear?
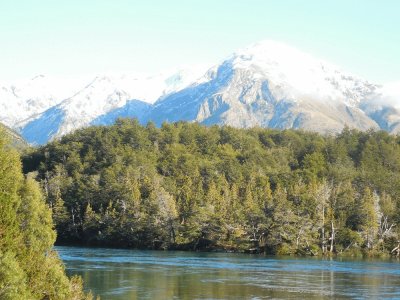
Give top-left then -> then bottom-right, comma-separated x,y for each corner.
0,129 -> 93,300
23,119 -> 400,256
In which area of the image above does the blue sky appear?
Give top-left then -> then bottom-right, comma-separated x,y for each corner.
1,0 -> 399,83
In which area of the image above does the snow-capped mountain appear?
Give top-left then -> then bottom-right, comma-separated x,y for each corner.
0,75 -> 86,126
148,40 -> 396,133
14,67 -> 208,144
2,40 -> 400,144
359,81 -> 400,132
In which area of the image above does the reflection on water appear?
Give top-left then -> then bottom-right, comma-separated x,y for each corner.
57,246 -> 400,300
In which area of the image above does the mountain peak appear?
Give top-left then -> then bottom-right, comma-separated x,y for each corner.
233,40 -> 320,65
223,40 -> 376,106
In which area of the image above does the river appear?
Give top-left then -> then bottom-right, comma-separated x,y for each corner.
57,246 -> 400,299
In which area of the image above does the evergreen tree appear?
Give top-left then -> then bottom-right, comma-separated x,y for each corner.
0,130 -> 92,299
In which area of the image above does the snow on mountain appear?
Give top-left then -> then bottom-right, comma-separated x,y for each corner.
3,40 -> 400,144
19,66 -> 208,144
0,75 -> 86,126
229,40 -> 377,106
359,81 -> 400,132
380,81 -> 400,107
91,100 -> 152,126
149,40 -> 383,133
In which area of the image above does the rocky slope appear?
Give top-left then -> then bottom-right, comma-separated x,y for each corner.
148,41 -> 395,134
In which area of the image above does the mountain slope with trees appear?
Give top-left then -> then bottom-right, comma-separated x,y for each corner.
0,122 -> 28,150
23,119 -> 400,256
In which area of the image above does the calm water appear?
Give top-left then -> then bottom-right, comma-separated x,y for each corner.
57,246 -> 400,300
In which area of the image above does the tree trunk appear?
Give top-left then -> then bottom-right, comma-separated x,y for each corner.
322,205 -> 325,254
330,220 -> 335,253
392,243 -> 400,257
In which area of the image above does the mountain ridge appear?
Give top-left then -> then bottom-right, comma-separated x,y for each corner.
1,40 -> 399,144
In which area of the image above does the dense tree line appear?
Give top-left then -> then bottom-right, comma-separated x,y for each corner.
23,119 -> 400,256
0,129 -> 93,300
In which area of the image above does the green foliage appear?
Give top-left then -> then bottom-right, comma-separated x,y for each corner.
0,122 -> 29,151
0,129 -> 93,299
23,120 -> 400,256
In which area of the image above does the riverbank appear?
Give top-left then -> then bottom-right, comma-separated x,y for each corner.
56,239 -> 399,259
